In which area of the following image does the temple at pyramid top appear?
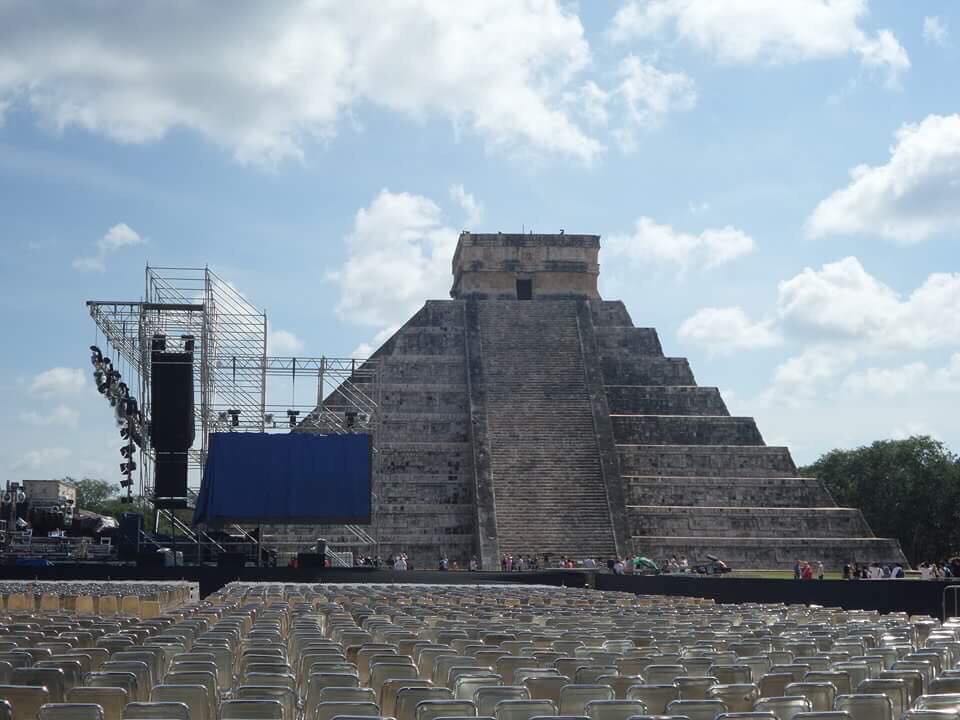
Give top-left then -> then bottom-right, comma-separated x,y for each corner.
451,231 -> 600,299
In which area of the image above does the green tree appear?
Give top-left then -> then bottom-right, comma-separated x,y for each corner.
64,477 -> 119,513
800,436 -> 960,566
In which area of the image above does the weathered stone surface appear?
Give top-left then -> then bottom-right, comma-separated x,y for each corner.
301,232 -> 906,570
595,327 -> 663,356
623,476 -> 835,508
607,386 -> 729,416
617,445 -> 798,478
469,299 -> 617,560
601,355 -> 696,386
627,506 -> 873,537
612,415 -> 763,445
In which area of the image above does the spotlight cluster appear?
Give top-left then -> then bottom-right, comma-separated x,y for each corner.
90,345 -> 145,503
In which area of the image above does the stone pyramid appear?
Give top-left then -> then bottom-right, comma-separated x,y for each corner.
308,232 -> 905,570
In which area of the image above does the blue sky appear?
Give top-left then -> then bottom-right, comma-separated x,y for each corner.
1,1 -> 959,485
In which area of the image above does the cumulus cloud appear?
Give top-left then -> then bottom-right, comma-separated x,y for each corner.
843,354 -> 960,396
808,115 -> 960,243
21,404 -> 81,428
761,345 -> 858,407
678,307 -> 781,355
267,329 -> 305,356
0,1 -> 602,165
30,367 -> 87,396
605,216 -> 755,272
777,257 -> 960,351
610,0 -> 909,86
923,16 -> 949,46
449,184 -> 484,228
332,189 -> 458,339
73,222 -> 144,271
613,56 -> 696,150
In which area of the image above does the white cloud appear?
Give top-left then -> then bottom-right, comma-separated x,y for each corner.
0,2 -> 602,165
21,404 -> 81,428
842,362 -> 931,396
267,329 -> 305,356
808,115 -> 960,243
761,345 -> 858,408
843,354 -> 960,396
333,189 -> 458,336
605,216 -> 755,272
678,306 -> 781,355
73,222 -> 144,271
923,16 -> 948,46
13,447 -> 72,472
30,367 -> 87,396
610,0 -> 909,86
613,56 -> 696,150
449,184 -> 484,228
777,256 -> 960,351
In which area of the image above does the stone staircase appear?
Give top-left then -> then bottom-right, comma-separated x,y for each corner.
472,300 -> 616,560
590,299 -> 908,569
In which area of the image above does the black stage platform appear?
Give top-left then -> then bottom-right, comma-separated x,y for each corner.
1,565 -> 958,619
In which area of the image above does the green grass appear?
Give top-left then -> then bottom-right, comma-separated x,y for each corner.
729,569 -> 845,580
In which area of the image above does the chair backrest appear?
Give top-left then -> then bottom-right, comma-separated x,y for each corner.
559,686 -> 615,716
523,677 -> 569,705
380,681 -> 435,717
833,693 -> 893,720
913,694 -> 960,711
792,713 -> 853,720
493,699 -> 556,720
122,701 -> 191,720
803,672 -> 851,697
315,701 -> 381,720
11,668 -> 66,703
396,688 -> 454,720
625,685 -> 679,715
784,683 -> 836,712
855,679 -> 906,717
151,683 -> 211,720
710,665 -> 753,685
665,698 -> 729,720
644,667 -> 686,685
102,663 -> 151,697
0,687 -> 52,720
36,661 -> 84,691
707,683 -> 759,712
38,703 -> 105,720
675,677 -> 719,702
931,679 -> 960,695
753,695 -> 813,719
318,688 -> 378,705
65,686 -> 128,720
415,700 -> 477,720
474,687 -> 528,716
235,686 -> 297,720
371,664 -> 419,693
759,674 -> 797,700
583,699 -> 647,720
901,711 -> 960,719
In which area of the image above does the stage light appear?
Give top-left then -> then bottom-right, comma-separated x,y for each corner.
218,411 -> 228,424
120,461 -> 136,474
182,334 -> 195,353
264,413 -> 275,427
120,495 -> 132,503
345,410 -> 357,429
119,478 -> 133,489
120,445 -> 134,458
120,426 -> 130,441
152,334 -> 166,352
228,409 -> 240,427
287,410 -> 300,428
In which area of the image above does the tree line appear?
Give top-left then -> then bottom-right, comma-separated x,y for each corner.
800,435 -> 960,566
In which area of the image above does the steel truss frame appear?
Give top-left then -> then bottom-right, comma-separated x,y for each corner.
86,267 -> 381,510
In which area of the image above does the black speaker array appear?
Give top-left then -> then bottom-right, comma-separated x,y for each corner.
151,347 -> 194,505
118,511 -> 143,560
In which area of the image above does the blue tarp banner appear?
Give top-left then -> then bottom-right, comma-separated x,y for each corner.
193,432 -> 371,526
